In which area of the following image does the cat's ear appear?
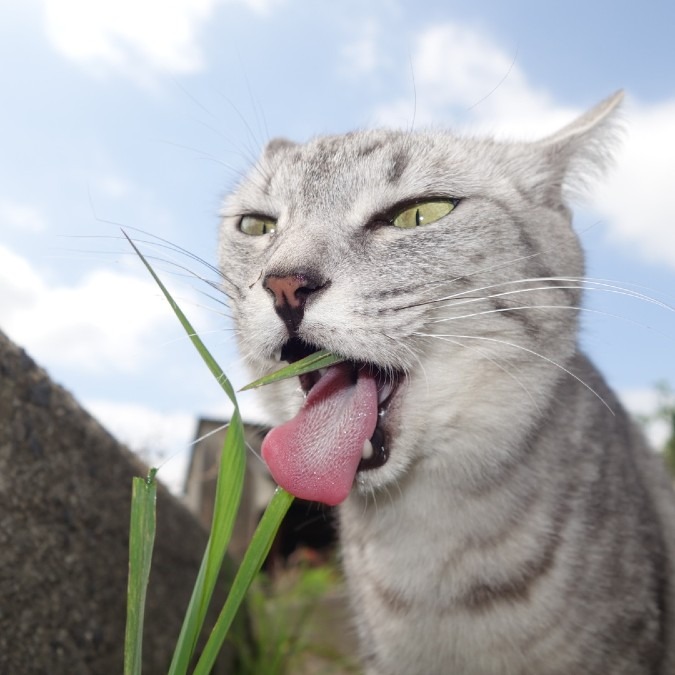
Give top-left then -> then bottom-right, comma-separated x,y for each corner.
530,90 -> 624,204
263,137 -> 297,156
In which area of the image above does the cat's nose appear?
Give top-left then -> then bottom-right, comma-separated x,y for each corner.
263,271 -> 327,333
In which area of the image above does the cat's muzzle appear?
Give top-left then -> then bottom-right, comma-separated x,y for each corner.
280,337 -> 401,471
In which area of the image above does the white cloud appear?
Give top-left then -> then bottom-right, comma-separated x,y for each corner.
0,243 -> 181,374
620,387 -> 671,450
339,19 -> 389,78
40,0 -> 284,83
369,21 -> 675,271
84,391 -> 274,495
373,23 -> 578,137
591,98 -> 675,269
0,199 -> 48,233
85,398 -> 196,493
41,0 -> 214,79
95,175 -> 134,200
0,242 -> 238,495
0,245 -> 46,319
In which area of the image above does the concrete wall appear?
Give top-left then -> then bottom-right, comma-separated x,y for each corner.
0,330 -> 233,674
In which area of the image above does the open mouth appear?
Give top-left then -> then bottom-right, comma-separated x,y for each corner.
280,337 -> 401,472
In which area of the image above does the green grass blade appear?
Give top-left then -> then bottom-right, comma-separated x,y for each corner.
125,233 -> 248,673
192,487 -> 295,675
124,471 -> 158,675
167,412 -> 246,675
123,231 -> 238,406
126,233 -> 298,673
239,350 -> 344,391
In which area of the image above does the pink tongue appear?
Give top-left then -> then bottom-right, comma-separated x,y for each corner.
261,364 -> 378,506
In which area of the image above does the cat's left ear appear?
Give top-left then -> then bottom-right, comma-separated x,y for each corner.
531,90 -> 624,203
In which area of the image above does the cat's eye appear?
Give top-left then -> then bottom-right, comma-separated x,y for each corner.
392,199 -> 458,229
239,215 -> 277,236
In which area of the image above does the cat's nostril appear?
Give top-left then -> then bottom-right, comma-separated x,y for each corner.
263,272 -> 325,309
263,271 -> 328,334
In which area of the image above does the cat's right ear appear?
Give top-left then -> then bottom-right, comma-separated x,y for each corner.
263,138 -> 297,156
532,90 -> 625,204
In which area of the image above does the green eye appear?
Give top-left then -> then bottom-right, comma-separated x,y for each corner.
392,199 -> 457,229
239,215 -> 277,236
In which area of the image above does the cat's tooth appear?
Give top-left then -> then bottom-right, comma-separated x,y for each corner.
362,439 -> 374,460
378,381 -> 394,405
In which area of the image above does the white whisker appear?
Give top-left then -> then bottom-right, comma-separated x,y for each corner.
413,330 -> 615,416
429,304 -> 675,342
417,333 -> 541,413
423,277 -> 674,314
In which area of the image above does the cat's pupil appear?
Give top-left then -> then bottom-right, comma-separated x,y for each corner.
391,199 -> 457,229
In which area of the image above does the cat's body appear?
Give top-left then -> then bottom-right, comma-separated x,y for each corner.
219,92 -> 675,674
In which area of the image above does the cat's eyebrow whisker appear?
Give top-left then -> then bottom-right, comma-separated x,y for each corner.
171,77 -> 264,168
413,330 -> 615,416
156,138 -> 246,174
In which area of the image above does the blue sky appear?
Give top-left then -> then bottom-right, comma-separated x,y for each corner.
1,0 -> 674,490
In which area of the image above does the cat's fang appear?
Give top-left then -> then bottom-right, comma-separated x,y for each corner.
362,438 -> 374,460
377,380 -> 395,405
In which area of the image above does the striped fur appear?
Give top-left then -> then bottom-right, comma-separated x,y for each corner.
220,92 -> 675,674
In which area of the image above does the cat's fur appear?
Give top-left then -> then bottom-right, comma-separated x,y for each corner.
219,92 -> 675,674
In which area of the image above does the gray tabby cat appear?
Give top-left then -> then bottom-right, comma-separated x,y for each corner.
219,91 -> 675,674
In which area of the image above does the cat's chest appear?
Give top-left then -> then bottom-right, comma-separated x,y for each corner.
339,477 -> 486,609
340,515 -> 565,675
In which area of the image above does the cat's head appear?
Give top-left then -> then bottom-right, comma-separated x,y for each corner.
219,92 -> 623,505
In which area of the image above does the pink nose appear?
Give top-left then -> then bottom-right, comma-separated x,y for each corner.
264,274 -> 308,309
262,271 -> 327,334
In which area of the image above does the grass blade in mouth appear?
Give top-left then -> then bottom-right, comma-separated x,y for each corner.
240,350 -> 344,391
125,232 -> 247,672
126,232 -> 298,673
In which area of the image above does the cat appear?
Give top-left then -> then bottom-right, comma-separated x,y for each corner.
218,91 -> 675,674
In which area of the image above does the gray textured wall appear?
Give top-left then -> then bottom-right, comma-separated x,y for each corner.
0,329 -> 233,674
